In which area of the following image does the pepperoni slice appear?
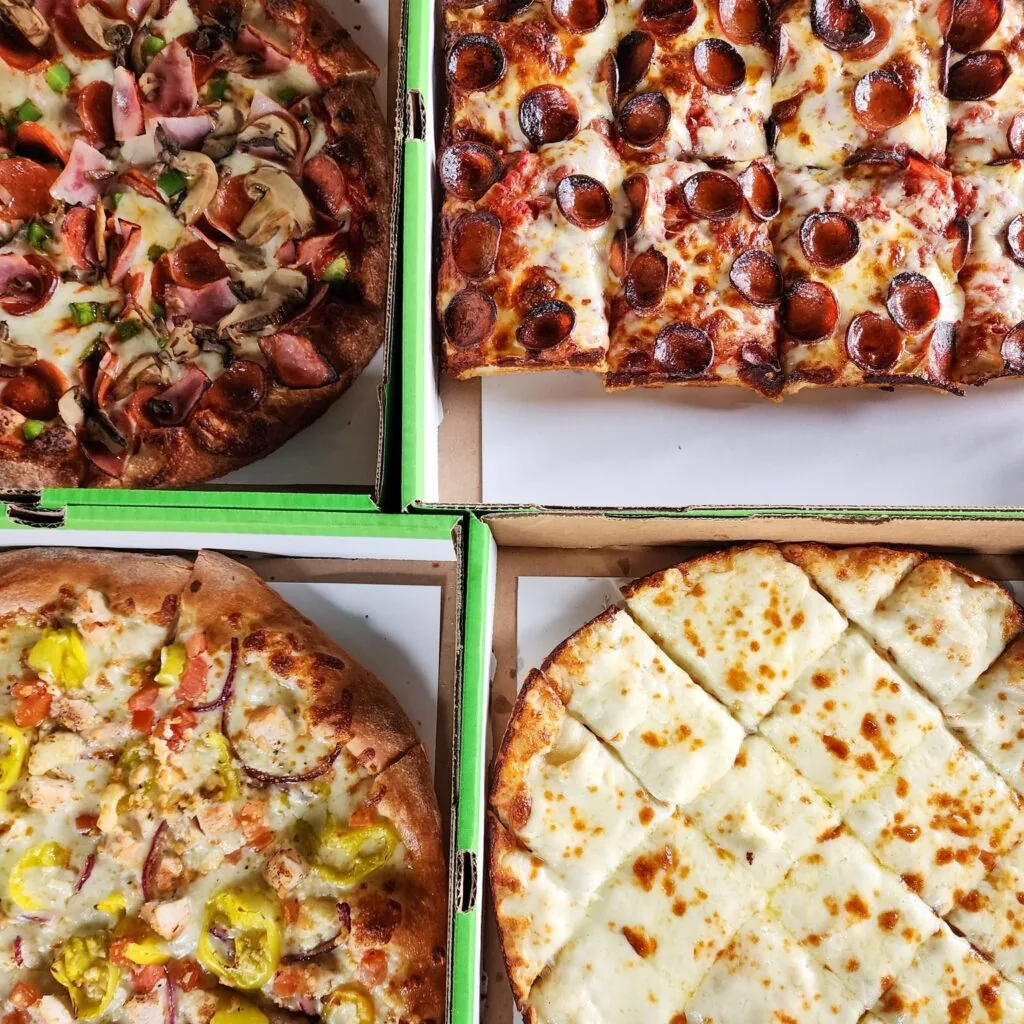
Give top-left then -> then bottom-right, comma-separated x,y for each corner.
202,359 -> 267,413
517,300 -> 575,350
653,324 -> 713,375
1000,322 -> 1024,371
551,0 -> 607,32
118,167 -> 163,202
452,211 -> 501,279
259,333 -> 338,389
76,81 -> 115,147
302,152 -> 349,220
717,0 -> 770,45
0,158 -> 58,222
738,341 -> 784,396
1006,214 -> 1024,266
439,142 -> 502,200
166,240 -> 229,287
615,30 -> 654,95
640,0 -> 697,33
852,68 -> 914,132
609,229 -> 627,280
946,216 -> 971,273
444,289 -> 497,349
780,279 -> 840,342
624,248 -> 668,310
811,0 -> 873,52
60,207 -> 98,270
738,160 -> 780,221
519,85 -> 579,146
2,362 -> 66,419
15,122 -> 67,164
730,249 -> 783,307
0,253 -> 57,315
0,21 -> 52,72
682,170 -> 742,221
800,211 -> 860,268
945,50 -> 1011,99
204,175 -> 255,240
617,92 -> 671,147
844,7 -> 891,61
693,38 -> 746,94
846,311 -> 903,370
885,272 -> 940,333
54,3 -> 110,59
948,0 -> 1003,53
447,34 -> 506,92
624,173 -> 648,235
1007,113 -> 1024,157
555,175 -> 613,229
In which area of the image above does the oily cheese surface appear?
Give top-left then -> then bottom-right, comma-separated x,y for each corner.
0,548 -> 445,1024
490,542 -> 1024,1024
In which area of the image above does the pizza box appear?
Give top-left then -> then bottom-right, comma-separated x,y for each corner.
1,0 -> 408,520
400,4 -> 1024,514
0,505 -> 470,1022
450,510 -> 1024,1024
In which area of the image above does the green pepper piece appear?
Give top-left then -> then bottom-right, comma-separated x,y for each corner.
45,64 -> 71,93
15,100 -> 42,123
22,420 -> 45,442
157,169 -> 187,198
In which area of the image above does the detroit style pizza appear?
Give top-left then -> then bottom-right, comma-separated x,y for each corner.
437,0 -> 1024,395
490,542 -> 1024,1023
0,548 -> 445,1023
0,0 -> 391,487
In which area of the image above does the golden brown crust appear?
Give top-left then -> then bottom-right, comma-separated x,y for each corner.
0,428 -> 86,489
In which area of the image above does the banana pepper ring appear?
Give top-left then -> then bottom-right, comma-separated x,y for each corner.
312,818 -> 398,888
211,1005 -> 269,1024
324,985 -> 375,1024
198,888 -> 281,989
155,643 -> 187,686
205,730 -> 241,800
0,720 -> 28,804
28,627 -> 88,689
51,934 -> 121,1019
9,841 -> 70,911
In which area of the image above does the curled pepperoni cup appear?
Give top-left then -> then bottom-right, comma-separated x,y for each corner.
517,300 -> 575,350
617,92 -> 671,147
1006,214 -> 1024,267
609,229 -> 627,279
639,0 -> 697,33
811,0 -> 874,52
739,341 -> 785,396
729,249 -> 783,307
945,50 -> 1011,100
780,279 -> 840,342
653,324 -> 714,375
948,0 -> 1003,53
439,143 -> 502,200
1008,113 -> 1024,157
844,8 -> 891,61
886,272 -> 941,333
846,311 -> 903,371
624,173 -> 649,235
551,0 -> 607,33
447,34 -> 506,92
852,68 -> 914,133
946,216 -> 971,273
452,211 -> 501,280
616,30 -> 655,94
444,289 -> 497,349
718,0 -> 770,45
1000,322 -> 1024,371
682,170 -> 743,221
555,175 -> 613,229
693,39 -> 746,94
799,211 -> 861,268
519,85 -> 580,146
738,160 -> 780,221
624,248 -> 669,310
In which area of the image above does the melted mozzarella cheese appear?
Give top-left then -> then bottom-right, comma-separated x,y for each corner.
150,0 -> 199,41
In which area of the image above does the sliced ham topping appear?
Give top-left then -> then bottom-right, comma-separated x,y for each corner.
143,40 -> 198,116
15,122 -> 68,164
204,175 -> 254,239
165,277 -> 239,325
108,219 -> 142,284
0,157 -> 58,222
50,138 -> 114,206
154,113 -> 213,148
0,253 -> 57,315
77,80 -> 115,147
60,206 -> 99,269
113,66 -> 144,141
146,364 -> 211,425
236,24 -> 290,74
259,333 -> 338,389
82,439 -> 127,477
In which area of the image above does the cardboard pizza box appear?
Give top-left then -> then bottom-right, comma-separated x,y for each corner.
451,511 -> 1024,1024
0,506 -> 468,1021
401,3 -> 1024,512
1,0 -> 407,519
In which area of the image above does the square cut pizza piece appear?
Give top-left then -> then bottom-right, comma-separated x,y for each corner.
844,727 -> 1024,915
623,543 -> 847,729
947,635 -> 1024,797
441,0 -> 617,154
490,671 -> 665,900
530,812 -> 762,1024
539,606 -> 745,806
438,130 -> 625,376
872,924 -> 1024,1024
760,629 -> 942,809
683,915 -> 863,1024
771,828 -> 940,1007
604,158 -> 786,398
771,0 -> 948,169
946,0 -> 1024,171
687,735 -> 840,891
611,0 -> 773,165
774,159 -> 963,393
953,162 -> 1024,384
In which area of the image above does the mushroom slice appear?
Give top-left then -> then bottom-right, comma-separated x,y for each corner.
77,3 -> 131,51
0,338 -> 37,367
239,166 -> 315,247
203,103 -> 245,161
57,386 -> 86,428
0,0 -> 49,47
171,151 -> 218,226
218,268 -> 307,339
237,111 -> 304,164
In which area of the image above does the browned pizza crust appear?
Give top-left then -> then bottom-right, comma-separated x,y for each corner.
0,426 -> 87,490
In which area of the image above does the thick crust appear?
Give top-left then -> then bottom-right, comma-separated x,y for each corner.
0,428 -> 86,489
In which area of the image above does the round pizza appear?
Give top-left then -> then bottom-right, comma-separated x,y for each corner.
0,0 -> 391,488
0,548 -> 446,1023
491,542 -> 1024,1023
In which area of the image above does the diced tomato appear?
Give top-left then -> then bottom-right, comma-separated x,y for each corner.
3,1011 -> 29,1024
157,707 -> 197,752
167,957 -> 206,992
272,966 -> 306,999
131,707 -> 155,732
176,657 -> 208,701
129,684 -> 160,732
131,963 -> 166,994
8,981 -> 40,1008
185,632 -> 207,658
282,898 -> 301,925
75,813 -> 99,835
11,681 -> 51,727
239,801 -> 274,851
109,937 -> 134,968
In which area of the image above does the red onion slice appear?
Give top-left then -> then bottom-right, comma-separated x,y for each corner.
237,745 -> 342,788
73,852 -> 96,894
13,936 -> 24,967
282,901 -> 352,963
165,971 -> 177,1024
142,820 -> 168,901
190,636 -> 238,713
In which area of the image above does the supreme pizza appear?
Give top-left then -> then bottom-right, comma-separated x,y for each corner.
0,0 -> 391,488
0,548 -> 445,1023
437,0 -> 1024,396
490,541 -> 1024,1023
